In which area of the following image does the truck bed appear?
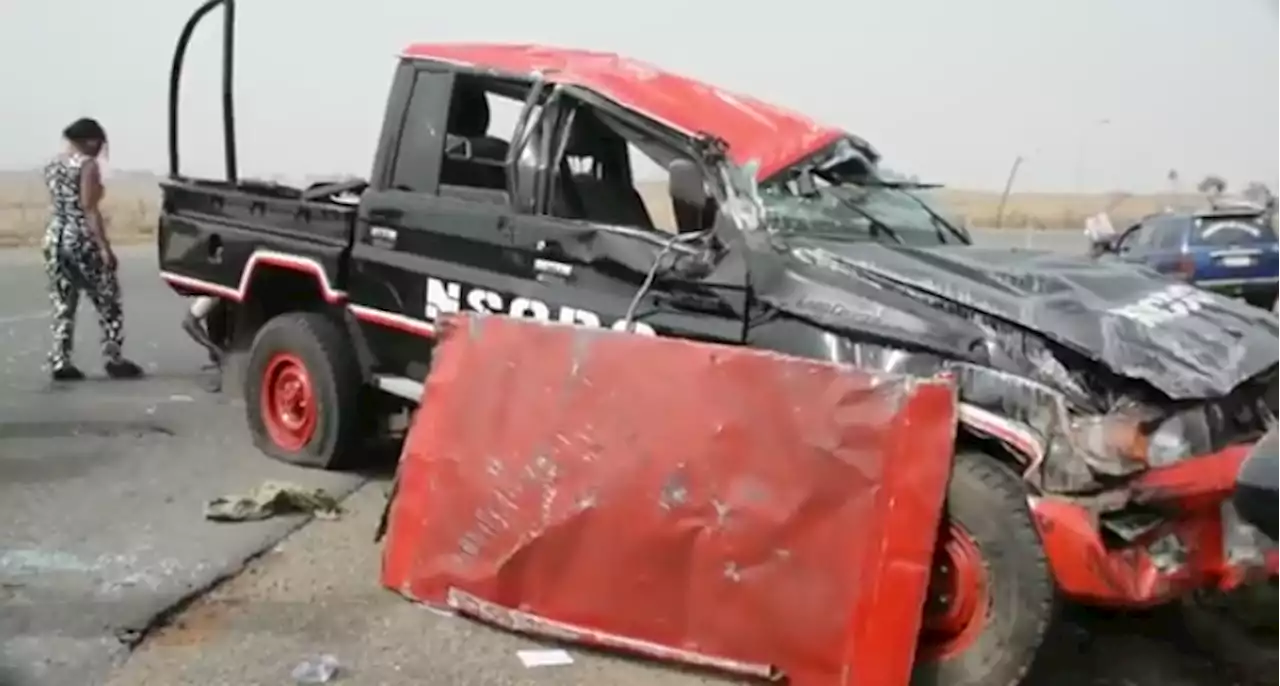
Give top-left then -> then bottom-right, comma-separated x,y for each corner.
157,178 -> 358,299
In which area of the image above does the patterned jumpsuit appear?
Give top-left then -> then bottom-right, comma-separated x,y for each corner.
42,153 -> 126,371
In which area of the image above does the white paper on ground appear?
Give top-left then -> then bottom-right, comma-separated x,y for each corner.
516,649 -> 575,668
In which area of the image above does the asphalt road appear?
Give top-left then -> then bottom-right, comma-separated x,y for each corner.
0,245 -> 365,686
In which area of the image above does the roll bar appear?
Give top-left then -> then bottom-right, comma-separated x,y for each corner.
167,0 -> 238,182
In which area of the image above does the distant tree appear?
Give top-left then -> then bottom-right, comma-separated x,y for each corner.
1197,174 -> 1227,195
1242,181 -> 1274,206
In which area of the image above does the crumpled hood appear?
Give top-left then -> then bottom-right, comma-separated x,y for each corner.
751,237 -> 1279,400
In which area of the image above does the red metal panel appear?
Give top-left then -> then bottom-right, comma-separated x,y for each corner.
381,315 -> 959,686
1031,443 -> 1279,607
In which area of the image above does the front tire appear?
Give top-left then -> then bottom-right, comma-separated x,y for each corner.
244,311 -> 366,470
911,450 -> 1057,686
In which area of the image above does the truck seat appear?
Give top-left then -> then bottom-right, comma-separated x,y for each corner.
442,88 -> 509,190
553,116 -> 654,230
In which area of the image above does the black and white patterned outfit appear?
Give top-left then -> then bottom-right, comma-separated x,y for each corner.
42,153 -> 126,371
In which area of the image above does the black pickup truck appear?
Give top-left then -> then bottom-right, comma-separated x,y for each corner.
158,3 -> 1278,685
158,10 -> 986,471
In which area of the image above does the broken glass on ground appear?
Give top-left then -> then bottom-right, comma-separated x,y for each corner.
291,654 -> 341,683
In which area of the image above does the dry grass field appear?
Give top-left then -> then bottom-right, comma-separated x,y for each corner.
0,170 -> 1205,249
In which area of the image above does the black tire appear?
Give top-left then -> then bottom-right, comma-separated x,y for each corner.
243,311 -> 366,470
911,450 -> 1057,686
1242,292 -> 1275,311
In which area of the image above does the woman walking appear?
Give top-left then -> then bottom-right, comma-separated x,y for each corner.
43,117 -> 143,380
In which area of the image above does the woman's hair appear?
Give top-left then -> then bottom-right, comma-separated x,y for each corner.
62,117 -> 107,152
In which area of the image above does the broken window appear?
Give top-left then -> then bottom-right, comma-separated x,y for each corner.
542,97 -> 712,235
439,75 -> 530,201
629,142 -> 679,234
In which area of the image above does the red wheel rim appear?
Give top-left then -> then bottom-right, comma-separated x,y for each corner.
260,353 -> 317,451
917,520 -> 991,661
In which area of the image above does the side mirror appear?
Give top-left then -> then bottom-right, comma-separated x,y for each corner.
668,159 -> 707,210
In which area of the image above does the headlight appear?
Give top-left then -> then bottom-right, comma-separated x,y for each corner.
1147,415 -> 1193,467
1071,414 -> 1152,475
1072,412 -> 1196,472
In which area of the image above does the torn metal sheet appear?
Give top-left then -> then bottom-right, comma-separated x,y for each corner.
381,315 -> 959,686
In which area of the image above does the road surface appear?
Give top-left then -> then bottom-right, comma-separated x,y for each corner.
0,230 -> 1264,686
0,245 -> 365,686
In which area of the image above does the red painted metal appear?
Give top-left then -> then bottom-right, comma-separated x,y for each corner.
380,315 -> 960,686
1032,443 -> 1279,607
400,43 -> 844,180
917,521 -> 990,661
259,352 -> 317,451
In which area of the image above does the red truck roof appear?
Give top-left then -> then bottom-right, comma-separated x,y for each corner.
401,43 -> 843,179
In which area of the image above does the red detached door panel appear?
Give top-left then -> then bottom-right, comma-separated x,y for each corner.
381,315 -> 958,686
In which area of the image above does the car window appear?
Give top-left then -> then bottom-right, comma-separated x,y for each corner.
437,75 -> 530,202
389,70 -> 533,203
542,96 -> 709,236
1191,216 -> 1278,248
1149,217 -> 1187,250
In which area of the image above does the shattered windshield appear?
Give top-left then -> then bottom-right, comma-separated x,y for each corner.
757,138 -> 966,246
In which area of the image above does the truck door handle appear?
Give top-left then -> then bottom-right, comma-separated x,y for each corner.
368,207 -> 403,222
534,258 -> 574,279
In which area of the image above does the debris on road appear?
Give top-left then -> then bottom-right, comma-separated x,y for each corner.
381,315 -> 959,686
204,481 -> 342,522
290,654 -> 341,684
516,649 -> 575,668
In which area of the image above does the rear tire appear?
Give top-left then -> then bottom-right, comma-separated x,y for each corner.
244,311 -> 366,470
911,451 -> 1057,686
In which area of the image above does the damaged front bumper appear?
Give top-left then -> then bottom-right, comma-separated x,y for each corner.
1029,443 -> 1278,607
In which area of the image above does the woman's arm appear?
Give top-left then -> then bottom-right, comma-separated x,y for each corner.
78,158 -> 116,267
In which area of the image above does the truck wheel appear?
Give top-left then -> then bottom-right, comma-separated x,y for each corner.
911,450 -> 1056,686
244,311 -> 366,470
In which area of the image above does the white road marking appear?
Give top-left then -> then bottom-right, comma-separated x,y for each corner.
0,311 -> 46,326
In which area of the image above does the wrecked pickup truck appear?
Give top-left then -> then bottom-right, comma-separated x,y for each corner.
158,2 -> 1278,685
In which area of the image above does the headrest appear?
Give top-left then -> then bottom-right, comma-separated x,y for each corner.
447,87 -> 491,137
563,112 -> 611,157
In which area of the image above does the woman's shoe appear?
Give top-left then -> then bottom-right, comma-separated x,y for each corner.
51,365 -> 86,381
105,359 -> 145,379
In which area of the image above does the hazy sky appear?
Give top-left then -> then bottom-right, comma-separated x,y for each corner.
3,0 -> 1276,191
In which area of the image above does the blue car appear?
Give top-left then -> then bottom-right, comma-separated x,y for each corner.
1103,206 -> 1279,308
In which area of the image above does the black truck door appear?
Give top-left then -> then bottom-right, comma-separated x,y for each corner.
505,214 -> 748,343
349,63 -> 523,380
501,95 -> 748,343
